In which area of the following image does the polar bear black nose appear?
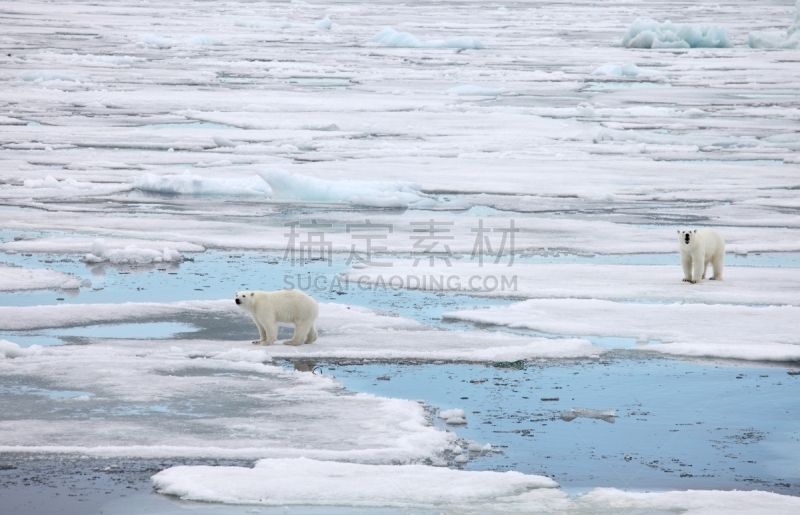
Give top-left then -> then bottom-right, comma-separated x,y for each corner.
684,234 -> 690,244
235,298 -> 241,304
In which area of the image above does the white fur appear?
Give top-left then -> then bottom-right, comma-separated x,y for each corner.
235,289 -> 319,346
677,228 -> 725,283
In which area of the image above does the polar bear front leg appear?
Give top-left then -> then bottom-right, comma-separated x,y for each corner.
690,251 -> 704,284
285,320 -> 312,346
263,318 -> 278,345
253,314 -> 277,345
250,315 -> 267,344
710,253 -> 724,280
252,322 -> 267,345
681,255 -> 693,282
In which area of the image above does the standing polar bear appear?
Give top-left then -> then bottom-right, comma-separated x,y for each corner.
678,228 -> 724,283
235,289 -> 318,345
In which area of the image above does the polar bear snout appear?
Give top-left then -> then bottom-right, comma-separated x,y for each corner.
684,233 -> 691,244
235,298 -> 241,305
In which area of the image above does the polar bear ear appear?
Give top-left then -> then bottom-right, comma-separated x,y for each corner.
693,230 -> 696,233
677,230 -> 680,233
251,292 -> 254,296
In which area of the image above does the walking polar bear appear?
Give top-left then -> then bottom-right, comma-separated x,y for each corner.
677,228 -> 724,283
235,289 -> 318,345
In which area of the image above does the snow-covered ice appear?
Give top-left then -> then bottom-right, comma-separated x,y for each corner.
0,300 -> 603,361
153,457 -> 557,507
444,299 -> 800,362
151,458 -> 800,512
0,336 -> 455,462
345,262 -> 800,306
0,263 -> 84,292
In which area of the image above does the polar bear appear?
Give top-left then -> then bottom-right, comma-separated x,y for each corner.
677,228 -> 724,283
235,289 -> 318,346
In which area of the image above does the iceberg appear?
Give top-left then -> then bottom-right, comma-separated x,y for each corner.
373,28 -> 484,49
132,172 -> 270,196
84,238 -> 183,265
622,19 -> 731,49
592,63 -> 662,77
258,169 -> 435,208
747,0 -> 800,49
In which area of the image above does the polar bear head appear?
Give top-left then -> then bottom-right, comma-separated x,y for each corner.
234,291 -> 256,309
677,229 -> 698,248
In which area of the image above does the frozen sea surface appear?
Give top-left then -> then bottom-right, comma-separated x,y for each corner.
3,0 -> 800,511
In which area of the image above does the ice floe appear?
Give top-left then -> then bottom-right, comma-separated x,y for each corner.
0,299 -> 232,331
0,339 -> 41,359
0,301 -> 603,361
0,237 -> 203,256
444,299 -> 800,362
0,338 -> 455,462
83,238 -> 182,265
439,408 -> 467,425
0,264 -> 85,292
344,262 -> 800,306
560,407 -> 615,423
151,458 -> 800,512
152,458 -> 557,507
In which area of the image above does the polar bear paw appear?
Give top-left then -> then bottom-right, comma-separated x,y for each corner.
253,340 -> 273,345
682,278 -> 692,282
283,339 -> 305,346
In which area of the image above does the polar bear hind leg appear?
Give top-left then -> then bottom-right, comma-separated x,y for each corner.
305,324 -> 317,344
285,320 -> 312,346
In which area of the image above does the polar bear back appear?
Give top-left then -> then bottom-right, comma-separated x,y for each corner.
256,290 -> 318,323
251,289 -> 319,323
